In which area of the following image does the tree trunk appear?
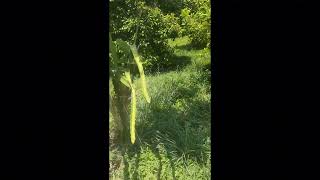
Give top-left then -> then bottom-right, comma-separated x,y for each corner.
112,76 -> 131,143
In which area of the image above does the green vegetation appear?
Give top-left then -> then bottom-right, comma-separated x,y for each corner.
109,0 -> 211,70
109,37 -> 211,179
109,0 -> 211,179
180,0 -> 211,48
109,34 -> 151,144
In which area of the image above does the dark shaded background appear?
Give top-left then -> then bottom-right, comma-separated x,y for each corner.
213,0 -> 319,179
2,0 -> 107,179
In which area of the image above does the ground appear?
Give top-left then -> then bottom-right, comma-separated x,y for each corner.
109,37 -> 211,180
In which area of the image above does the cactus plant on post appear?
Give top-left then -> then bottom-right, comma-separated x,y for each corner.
109,33 -> 150,144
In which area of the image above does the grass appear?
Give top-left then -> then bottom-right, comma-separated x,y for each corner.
109,37 -> 211,179
168,37 -> 211,72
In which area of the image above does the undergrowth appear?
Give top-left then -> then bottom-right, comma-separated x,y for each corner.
109,37 -> 211,179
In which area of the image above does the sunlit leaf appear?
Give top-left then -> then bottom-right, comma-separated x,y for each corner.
130,45 -> 151,103
130,86 -> 137,144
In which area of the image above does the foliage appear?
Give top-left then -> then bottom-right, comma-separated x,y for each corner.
109,0 -> 175,69
162,13 -> 182,39
180,0 -> 211,48
109,35 -> 211,179
144,0 -> 184,15
109,2 -> 212,177
110,65 -> 211,179
109,0 -> 211,69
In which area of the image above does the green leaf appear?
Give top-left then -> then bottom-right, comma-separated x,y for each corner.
130,86 -> 137,144
120,71 -> 133,88
120,75 -> 131,89
130,45 -> 151,103
124,71 -> 133,85
120,71 -> 137,144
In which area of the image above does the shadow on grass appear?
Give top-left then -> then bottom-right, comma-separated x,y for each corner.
120,146 -> 175,180
121,144 -> 141,180
175,43 -> 206,51
146,55 -> 192,75
120,75 -> 211,179
151,144 -> 178,180
122,148 -> 130,180
153,147 -> 163,180
175,44 -> 193,51
167,55 -> 192,71
124,93 -> 209,179
122,142 -> 179,180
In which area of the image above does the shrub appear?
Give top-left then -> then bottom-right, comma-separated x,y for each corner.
144,0 -> 184,15
109,0 -> 175,70
162,13 -> 182,39
180,0 -> 211,48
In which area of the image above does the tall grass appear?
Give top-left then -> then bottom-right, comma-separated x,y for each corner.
109,36 -> 211,179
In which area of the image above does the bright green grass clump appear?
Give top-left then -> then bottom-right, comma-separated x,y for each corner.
169,37 -> 211,71
109,36 -> 211,179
